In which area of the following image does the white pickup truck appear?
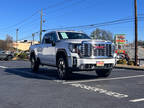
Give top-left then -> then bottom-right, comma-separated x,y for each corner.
29,30 -> 116,79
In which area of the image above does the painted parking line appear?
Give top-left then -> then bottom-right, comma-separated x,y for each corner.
0,66 -> 8,69
63,74 -> 144,84
70,83 -> 128,99
129,98 -> 144,103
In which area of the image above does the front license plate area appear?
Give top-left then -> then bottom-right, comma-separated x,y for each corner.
96,61 -> 104,66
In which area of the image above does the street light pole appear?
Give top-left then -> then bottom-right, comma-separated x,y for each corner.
16,29 -> 19,52
32,33 -> 35,45
134,0 -> 138,66
40,9 -> 43,43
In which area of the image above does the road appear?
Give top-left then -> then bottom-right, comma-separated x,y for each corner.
0,61 -> 144,108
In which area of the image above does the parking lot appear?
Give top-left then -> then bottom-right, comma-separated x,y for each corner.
0,61 -> 144,108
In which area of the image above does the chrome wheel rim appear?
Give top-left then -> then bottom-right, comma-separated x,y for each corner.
58,59 -> 66,79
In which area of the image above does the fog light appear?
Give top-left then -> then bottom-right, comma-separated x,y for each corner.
80,64 -> 84,69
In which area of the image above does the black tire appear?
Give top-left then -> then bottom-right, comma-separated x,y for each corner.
6,56 -> 12,61
96,69 -> 112,77
30,55 -> 39,72
57,57 -> 69,80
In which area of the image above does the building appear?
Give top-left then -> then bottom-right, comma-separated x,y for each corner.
12,40 -> 39,51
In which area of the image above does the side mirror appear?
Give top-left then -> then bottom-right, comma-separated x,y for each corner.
45,38 -> 51,44
52,41 -> 56,46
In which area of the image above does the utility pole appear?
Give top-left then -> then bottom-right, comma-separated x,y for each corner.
16,29 -> 19,52
32,33 -> 35,45
40,9 -> 43,43
134,0 -> 138,66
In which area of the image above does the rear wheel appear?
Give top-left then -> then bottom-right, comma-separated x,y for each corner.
30,56 -> 39,72
57,57 -> 69,80
96,69 -> 112,77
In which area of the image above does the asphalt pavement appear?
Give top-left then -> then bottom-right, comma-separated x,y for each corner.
0,61 -> 144,108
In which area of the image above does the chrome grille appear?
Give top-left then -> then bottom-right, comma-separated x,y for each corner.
93,44 -> 105,56
81,43 -> 92,57
81,42 -> 112,58
106,44 -> 112,57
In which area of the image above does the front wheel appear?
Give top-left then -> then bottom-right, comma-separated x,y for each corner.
96,69 -> 112,77
57,57 -> 69,80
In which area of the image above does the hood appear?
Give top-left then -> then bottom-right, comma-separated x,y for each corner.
61,39 -> 91,44
60,39 -> 112,44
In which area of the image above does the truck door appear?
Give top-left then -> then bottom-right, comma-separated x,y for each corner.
50,32 -> 57,65
41,32 -> 57,65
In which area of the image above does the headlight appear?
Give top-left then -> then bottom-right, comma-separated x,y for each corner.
68,43 -> 81,53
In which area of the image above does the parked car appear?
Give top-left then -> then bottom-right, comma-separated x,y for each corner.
29,30 -> 116,79
0,50 -> 14,61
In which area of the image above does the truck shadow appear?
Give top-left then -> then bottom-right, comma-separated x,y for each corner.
4,68 -> 98,81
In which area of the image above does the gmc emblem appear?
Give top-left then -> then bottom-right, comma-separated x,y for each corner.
93,46 -> 105,49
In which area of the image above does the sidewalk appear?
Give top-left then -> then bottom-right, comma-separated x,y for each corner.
115,64 -> 144,71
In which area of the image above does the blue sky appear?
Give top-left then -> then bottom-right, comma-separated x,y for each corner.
0,0 -> 144,42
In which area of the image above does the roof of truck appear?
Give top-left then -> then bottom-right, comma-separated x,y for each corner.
47,30 -> 84,34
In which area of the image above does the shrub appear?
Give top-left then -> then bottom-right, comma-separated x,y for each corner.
18,52 -> 28,59
14,53 -> 19,57
117,59 -> 127,65
128,61 -> 135,66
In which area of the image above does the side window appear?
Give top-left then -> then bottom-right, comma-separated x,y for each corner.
51,32 -> 58,42
42,32 -> 57,44
43,34 -> 51,44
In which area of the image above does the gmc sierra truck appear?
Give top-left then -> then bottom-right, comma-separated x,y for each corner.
29,31 -> 116,79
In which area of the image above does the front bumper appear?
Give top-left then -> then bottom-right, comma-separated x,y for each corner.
68,57 -> 116,71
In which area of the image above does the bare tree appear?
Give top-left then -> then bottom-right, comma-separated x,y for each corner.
0,40 -> 5,50
5,35 -> 13,50
90,28 -> 113,42
0,35 -> 13,50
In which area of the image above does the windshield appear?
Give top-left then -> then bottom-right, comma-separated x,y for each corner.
58,32 -> 91,39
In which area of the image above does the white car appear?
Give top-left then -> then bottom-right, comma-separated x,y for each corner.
29,31 -> 116,79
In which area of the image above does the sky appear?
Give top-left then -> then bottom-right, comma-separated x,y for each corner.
0,0 -> 144,42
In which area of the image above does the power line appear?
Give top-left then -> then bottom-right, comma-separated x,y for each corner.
0,0 -> 75,31
43,0 -> 87,17
18,17 -> 40,29
0,0 -> 84,38
19,21 -> 40,34
0,10 -> 39,30
81,18 -> 144,31
43,0 -> 98,20
17,19 -> 144,42
17,32 -> 39,41
17,16 -> 144,41
43,16 -> 144,31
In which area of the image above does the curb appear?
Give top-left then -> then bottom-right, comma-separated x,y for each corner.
115,66 -> 144,71
12,59 -> 29,61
